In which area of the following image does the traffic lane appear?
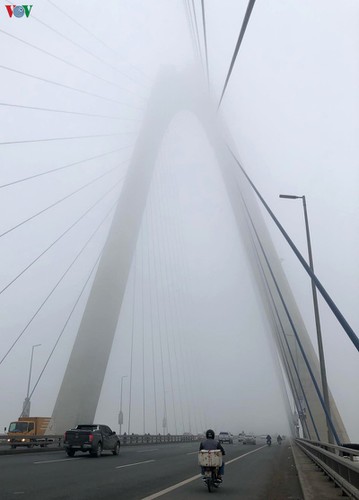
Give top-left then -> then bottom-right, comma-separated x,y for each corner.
0,441 -> 198,468
0,450 -> 120,500
114,442 -> 250,499
139,444 -> 267,499
0,442 -> 271,500
0,441 -> 244,469
113,442 -> 263,500
0,442 -> 202,500
141,443 -> 303,499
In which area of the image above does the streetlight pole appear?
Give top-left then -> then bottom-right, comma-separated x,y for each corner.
279,194 -> 333,444
119,375 -> 127,435
22,343 -> 41,417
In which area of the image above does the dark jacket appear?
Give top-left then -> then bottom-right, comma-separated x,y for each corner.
199,438 -> 225,456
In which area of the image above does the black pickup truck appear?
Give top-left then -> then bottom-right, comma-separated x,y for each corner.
64,424 -> 120,457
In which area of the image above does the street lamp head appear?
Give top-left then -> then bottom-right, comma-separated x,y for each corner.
279,194 -> 302,199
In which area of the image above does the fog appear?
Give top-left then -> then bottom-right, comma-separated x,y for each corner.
0,1 -> 358,441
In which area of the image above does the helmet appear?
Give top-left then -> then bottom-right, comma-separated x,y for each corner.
206,429 -> 215,439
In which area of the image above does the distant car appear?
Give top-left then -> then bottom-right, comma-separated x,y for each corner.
243,435 -> 256,445
238,433 -> 245,442
218,432 -> 233,444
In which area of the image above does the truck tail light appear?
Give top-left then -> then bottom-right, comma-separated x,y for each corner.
64,432 -> 67,441
89,434 -> 94,442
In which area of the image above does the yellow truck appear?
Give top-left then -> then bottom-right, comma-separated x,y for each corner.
7,417 -> 53,448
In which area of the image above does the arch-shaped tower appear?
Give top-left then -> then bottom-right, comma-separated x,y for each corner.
51,67 -> 348,442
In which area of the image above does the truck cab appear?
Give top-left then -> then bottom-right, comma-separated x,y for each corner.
7,417 -> 52,448
8,420 -> 35,434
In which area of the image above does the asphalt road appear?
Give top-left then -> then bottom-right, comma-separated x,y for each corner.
0,440 -> 303,499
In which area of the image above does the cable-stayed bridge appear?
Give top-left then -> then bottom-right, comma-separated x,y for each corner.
48,66 -> 352,446
1,1 -> 358,498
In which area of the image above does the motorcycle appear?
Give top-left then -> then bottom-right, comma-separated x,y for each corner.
202,467 -> 221,492
266,438 -> 272,446
198,450 -> 223,493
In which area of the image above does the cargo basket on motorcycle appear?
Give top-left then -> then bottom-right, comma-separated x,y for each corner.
198,450 -> 222,467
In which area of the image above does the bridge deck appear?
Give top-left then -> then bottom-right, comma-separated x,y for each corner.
292,442 -> 347,499
0,439 -> 352,498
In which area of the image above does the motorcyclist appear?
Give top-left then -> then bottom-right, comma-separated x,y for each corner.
266,434 -> 272,445
199,429 -> 225,481
277,434 -> 282,444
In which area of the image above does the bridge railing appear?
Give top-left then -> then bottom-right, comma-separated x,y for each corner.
295,438 -> 359,499
119,433 -> 199,445
0,433 -> 199,450
0,433 -> 63,448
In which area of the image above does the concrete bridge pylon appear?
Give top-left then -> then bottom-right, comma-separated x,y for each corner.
51,67 -> 349,443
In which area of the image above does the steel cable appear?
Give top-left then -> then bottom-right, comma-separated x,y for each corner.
160,148 -> 187,434
0,29 -> 146,98
28,244 -> 107,399
0,146 -> 132,189
184,0 -> 201,62
140,227 -> 146,434
0,194 -> 121,366
190,0 -> 205,72
0,102 -> 141,120
0,132 -> 132,146
46,0 -> 151,88
241,195 -> 341,444
149,190 -> 168,434
145,207 -> 158,434
155,155 -> 178,435
0,172 -> 126,296
228,145 -> 359,352
127,252 -> 137,435
200,0 -> 210,87
0,64 -> 144,109
0,159 -> 128,239
31,15 -> 123,76
218,0 -> 257,108
247,208 -> 317,439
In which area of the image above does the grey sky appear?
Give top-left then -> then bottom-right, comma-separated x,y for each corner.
0,1 -> 358,441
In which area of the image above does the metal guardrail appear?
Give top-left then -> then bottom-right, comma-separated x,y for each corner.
0,433 -> 199,450
1,434 -> 63,448
296,438 -> 359,499
119,434 -> 198,445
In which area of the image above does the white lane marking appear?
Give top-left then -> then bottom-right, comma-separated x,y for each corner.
226,444 -> 267,464
186,451 -> 198,455
137,448 -> 159,453
115,459 -> 155,469
141,474 -> 201,499
34,458 -> 82,464
141,445 -> 266,499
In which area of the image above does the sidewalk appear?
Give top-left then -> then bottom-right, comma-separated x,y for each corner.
291,440 -> 343,499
